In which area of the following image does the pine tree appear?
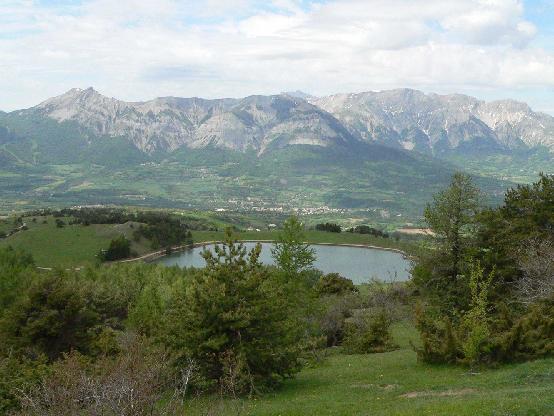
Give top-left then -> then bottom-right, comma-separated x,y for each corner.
166,228 -> 302,393
271,216 -> 315,279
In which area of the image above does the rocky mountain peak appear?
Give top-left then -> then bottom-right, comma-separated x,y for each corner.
312,90 -> 554,154
26,88 -> 355,154
19,87 -> 554,155
42,86 -> 102,104
282,90 -> 317,100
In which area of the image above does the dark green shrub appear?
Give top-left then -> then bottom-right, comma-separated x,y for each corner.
135,218 -> 192,249
0,275 -> 101,360
343,309 -> 397,354
495,299 -> 554,362
318,292 -> 361,347
413,304 -> 460,364
100,235 -> 131,261
315,273 -> 358,296
315,223 -> 341,233
348,225 -> 389,238
298,268 -> 323,288
414,298 -> 554,366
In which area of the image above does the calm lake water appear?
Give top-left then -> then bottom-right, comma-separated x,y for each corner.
154,242 -> 411,284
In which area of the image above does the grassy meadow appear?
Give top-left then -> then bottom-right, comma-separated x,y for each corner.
0,216 -> 153,267
0,217 -> 414,267
185,323 -> 554,416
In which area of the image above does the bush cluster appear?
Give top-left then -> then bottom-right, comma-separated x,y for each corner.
0,217 -> 412,413
315,223 -> 342,233
347,225 -> 389,238
0,227 -> 315,412
133,218 -> 193,250
99,235 -> 132,261
413,173 -> 554,367
314,273 -> 359,296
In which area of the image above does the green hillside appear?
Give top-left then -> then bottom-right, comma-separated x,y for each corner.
0,111 -> 511,221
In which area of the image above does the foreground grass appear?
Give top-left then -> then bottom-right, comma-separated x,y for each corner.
185,323 -> 554,416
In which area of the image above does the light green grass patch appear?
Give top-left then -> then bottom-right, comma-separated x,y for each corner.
0,217 -> 150,267
184,323 -> 554,416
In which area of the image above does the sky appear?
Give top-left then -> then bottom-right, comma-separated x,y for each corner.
1,0 -> 554,113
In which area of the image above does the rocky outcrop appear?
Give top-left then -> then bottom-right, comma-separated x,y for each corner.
30,88 -> 355,154
311,89 -> 554,154
24,87 -> 554,155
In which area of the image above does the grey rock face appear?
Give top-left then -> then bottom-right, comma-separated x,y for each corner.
475,100 -> 554,150
33,88 -> 234,152
28,87 -> 554,155
311,89 -> 554,154
31,88 -> 354,153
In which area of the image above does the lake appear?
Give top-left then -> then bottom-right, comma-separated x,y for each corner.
154,242 -> 411,284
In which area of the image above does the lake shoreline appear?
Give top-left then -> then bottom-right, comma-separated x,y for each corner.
121,239 -> 410,265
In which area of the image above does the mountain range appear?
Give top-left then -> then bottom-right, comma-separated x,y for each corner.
312,90 -> 554,155
10,87 -> 554,156
0,87 -> 552,219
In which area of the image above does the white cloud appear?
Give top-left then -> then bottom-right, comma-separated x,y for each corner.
0,0 -> 553,113
439,0 -> 536,47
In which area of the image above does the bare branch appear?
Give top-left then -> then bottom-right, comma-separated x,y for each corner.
516,238 -> 554,304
